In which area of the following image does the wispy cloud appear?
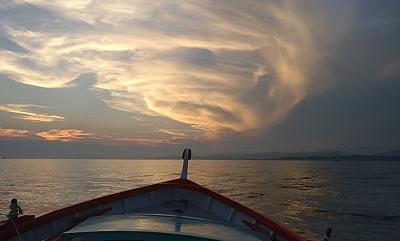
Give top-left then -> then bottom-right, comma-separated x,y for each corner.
35,129 -> 95,142
0,128 -> 31,138
1,0 -> 395,141
155,128 -> 202,141
1,127 -> 178,146
114,136 -> 176,146
0,126 -> 177,146
0,104 -> 64,122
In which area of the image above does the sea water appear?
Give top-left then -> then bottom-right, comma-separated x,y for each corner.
0,159 -> 399,241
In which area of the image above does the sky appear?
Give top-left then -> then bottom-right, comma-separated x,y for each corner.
0,0 -> 399,158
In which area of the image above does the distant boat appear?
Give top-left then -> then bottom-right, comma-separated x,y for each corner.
333,151 -> 341,162
0,149 -> 320,241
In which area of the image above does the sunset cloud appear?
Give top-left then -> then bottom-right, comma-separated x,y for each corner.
0,126 -> 178,146
114,136 -> 176,146
34,129 -> 182,145
0,0 -> 399,155
0,104 -> 64,122
35,129 -> 95,142
0,128 -> 31,138
0,0 -> 328,138
33,129 -> 185,146
1,0 -> 397,144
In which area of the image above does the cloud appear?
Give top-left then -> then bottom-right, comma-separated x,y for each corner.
33,128 -> 182,145
0,128 -> 31,138
113,136 -> 176,146
0,126 -> 181,146
0,127 -> 94,142
34,128 -> 186,145
156,128 -> 200,139
0,104 -> 64,122
1,0 -> 398,141
35,129 -> 95,142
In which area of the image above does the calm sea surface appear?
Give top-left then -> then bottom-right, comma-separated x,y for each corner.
0,159 -> 399,241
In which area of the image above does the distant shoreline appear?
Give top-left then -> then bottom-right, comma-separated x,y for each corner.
1,155 -> 400,161
245,155 -> 400,161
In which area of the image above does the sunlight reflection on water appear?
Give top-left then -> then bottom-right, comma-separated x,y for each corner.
0,159 -> 399,241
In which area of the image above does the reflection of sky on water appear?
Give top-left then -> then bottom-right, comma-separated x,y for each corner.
1,159 -> 399,241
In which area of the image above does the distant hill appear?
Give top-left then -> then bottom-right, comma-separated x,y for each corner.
198,150 -> 342,160
1,139 -> 399,160
198,150 -> 400,161
375,150 -> 400,156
